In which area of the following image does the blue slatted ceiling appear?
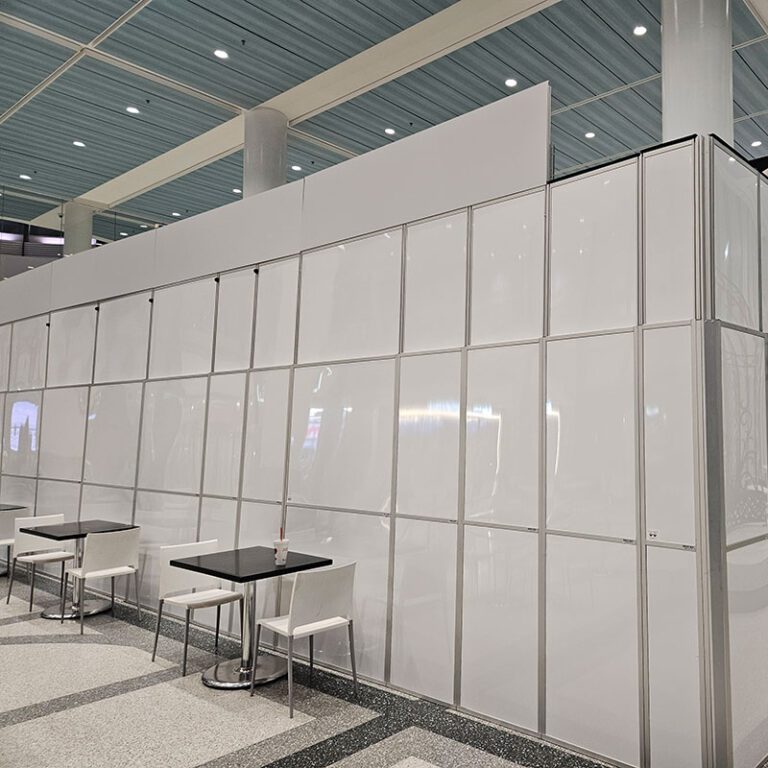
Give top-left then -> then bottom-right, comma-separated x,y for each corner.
0,193 -> 55,223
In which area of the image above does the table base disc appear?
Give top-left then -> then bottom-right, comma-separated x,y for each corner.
201,655 -> 287,690
41,598 -> 112,621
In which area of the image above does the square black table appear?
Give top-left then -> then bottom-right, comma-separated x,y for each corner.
170,545 -> 332,690
19,519 -> 138,621
0,504 -> 28,576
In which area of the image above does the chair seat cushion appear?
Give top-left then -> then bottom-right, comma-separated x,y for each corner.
258,614 -> 350,639
17,551 -> 74,564
68,564 -> 135,580
164,588 -> 242,610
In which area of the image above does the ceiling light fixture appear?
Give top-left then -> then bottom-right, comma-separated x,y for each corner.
140,224 -> 148,228
505,78 -> 518,88
119,232 -> 128,237
171,212 -> 181,217
752,140 -> 763,148
126,106 -> 140,114
232,187 -> 242,194
291,165 -> 302,171
214,49 -> 229,59
19,174 -> 31,180
633,25 -> 647,36
73,140 -> 86,147
384,127 -> 396,136
584,131 -> 596,139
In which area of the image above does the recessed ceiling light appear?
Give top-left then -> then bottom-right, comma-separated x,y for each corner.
119,232 -> 128,237
126,106 -> 140,114
19,174 -> 31,180
633,25 -> 647,36
214,49 -> 229,59
291,165 -> 302,171
73,140 -> 86,147
584,131 -> 596,139
752,140 -> 763,148
232,187 -> 242,194
384,127 -> 396,136
140,224 -> 148,228
27,266 -> 34,270
505,78 -> 518,88
171,212 -> 181,217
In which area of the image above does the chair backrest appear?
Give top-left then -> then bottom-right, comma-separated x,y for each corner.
14,514 -> 65,556
157,539 -> 222,598
287,562 -> 355,633
81,527 -> 140,575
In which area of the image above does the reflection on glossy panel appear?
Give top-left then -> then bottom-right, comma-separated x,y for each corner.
242,369 -> 289,502
10,316 -> 48,391
0,325 -> 10,392
149,278 -> 215,378
714,148 -> 759,329
84,383 -> 142,487
289,360 -> 395,513
94,293 -> 151,383
546,536 -> 639,766
550,162 -> 638,335
47,305 -> 96,387
647,547 -> 701,768
287,506 -> 389,680
465,345 -> 538,528
546,334 -> 636,538
80,484 -> 133,523
471,191 -> 545,344
404,212 -> 466,352
461,526 -> 537,729
397,353 -> 460,520
215,269 -> 254,372
391,518 -> 456,702
2,391 -> 41,477
298,230 -> 401,364
138,377 -> 207,494
644,327 -> 696,546
762,181 -> 768,331
0,475 -> 36,514
203,373 -> 246,497
253,258 -> 298,368
39,387 -> 88,481
238,501 -> 282,619
722,328 -> 768,545
36,480 -> 80,522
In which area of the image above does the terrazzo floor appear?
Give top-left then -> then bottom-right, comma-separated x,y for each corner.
0,572 -> 609,768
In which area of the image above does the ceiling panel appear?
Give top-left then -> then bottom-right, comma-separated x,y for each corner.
735,38 -> 768,122
734,0 -> 766,45
93,212 -> 148,241
0,192 -> 55,223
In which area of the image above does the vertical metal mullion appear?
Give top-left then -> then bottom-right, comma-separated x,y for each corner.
0,322 -> 13,480
758,181 -> 764,333
33,314 -> 52,514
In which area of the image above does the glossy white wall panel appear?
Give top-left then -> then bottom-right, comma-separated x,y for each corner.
647,547 -> 701,768
0,325 -> 12,391
253,258 -> 298,368
721,328 -> 768,545
546,334 -> 636,538
404,212 -> 466,352
391,518 -> 457,702
1,390 -> 41,476
149,278 -> 215,379
471,192 -> 545,344
465,345 -> 538,527
80,484 -> 134,523
242,369 -> 289,502
203,373 -> 246,497
214,269 -> 255,372
289,360 -> 395,513
0,263 -> 52,325
714,148 -> 760,329
84,383 -> 142,487
46,305 -> 96,387
38,387 -> 88,481
36,479 -> 80,522
93,293 -> 151,383
138,377 -> 207,494
762,181 -> 768,331
397,353 -> 460,520
298,231 -> 401,364
550,162 -> 638,334
644,327 -> 696,546
238,501 -> 282,618
546,536 -> 639,766
287,506 -> 389,680
91,229 -> 157,299
644,145 -> 696,323
461,526 -> 537,729
0,475 -> 36,510
9,316 -> 48,391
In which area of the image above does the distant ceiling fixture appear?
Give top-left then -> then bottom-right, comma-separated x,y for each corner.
126,106 -> 140,114
214,49 -> 229,59
291,165 -> 302,171
232,187 -> 242,194
27,266 -> 34,270
119,232 -> 128,237
140,224 -> 148,228
73,140 -> 86,147
584,131 -> 596,139
19,174 -> 31,180
752,140 -> 763,148
384,128 -> 396,136
633,25 -> 647,36
505,78 -> 518,88
171,212 -> 181,217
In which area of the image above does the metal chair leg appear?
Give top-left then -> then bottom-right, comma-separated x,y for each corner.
152,599 -> 164,662
79,579 -> 85,635
60,572 -> 68,625
214,604 -> 221,654
110,576 -> 115,615
182,608 -> 191,676
59,561 -> 65,598
287,636 -> 294,718
309,635 -> 314,685
133,571 -> 141,620
348,621 -> 358,697
5,558 -> 15,604
28,563 -> 36,611
249,622 -> 262,698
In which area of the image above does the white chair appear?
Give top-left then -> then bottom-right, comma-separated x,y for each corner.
152,540 -> 243,676
250,562 -> 357,716
6,515 -> 73,611
61,527 -> 141,634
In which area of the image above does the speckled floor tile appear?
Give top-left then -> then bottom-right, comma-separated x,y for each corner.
0,616 -> 100,637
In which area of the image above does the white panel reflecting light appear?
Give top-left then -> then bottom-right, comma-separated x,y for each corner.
461,526 -> 537,729
644,327 -> 696,546
238,501 -> 282,619
546,334 -> 636,538
2,391 -> 41,476
722,328 -> 768,545
289,360 -> 395,512
714,148 -> 759,329
644,145 -> 696,323
80,484 -> 134,523
215,269 -> 255,372
547,536 -> 639,766
287,506 -> 389,680
404,212 -> 466,352
94,292 -> 151,383
391,518 -> 456,701
397,353 -> 460,520
0,324 -> 11,391
36,479 -> 80,522
203,373 -> 246,497
84,383 -> 142,487
47,305 -> 96,387
471,191 -> 545,344
465,345 -> 538,528
138,377 -> 207,494
10,316 -> 48,390
0,475 -> 36,510
253,258 -> 299,368
149,278 -> 215,378
298,230 -> 401,364
762,180 -> 768,330
647,547 -> 701,768
550,162 -> 638,334
39,387 -> 88,481
242,369 -> 290,502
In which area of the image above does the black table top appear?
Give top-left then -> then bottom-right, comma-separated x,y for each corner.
19,519 -> 137,541
0,504 -> 27,512
170,545 -> 332,583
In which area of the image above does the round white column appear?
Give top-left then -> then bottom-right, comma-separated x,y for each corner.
62,200 -> 93,256
662,0 -> 733,143
243,107 -> 288,197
